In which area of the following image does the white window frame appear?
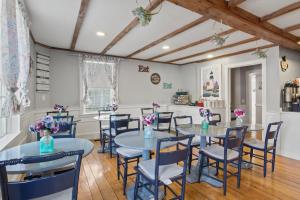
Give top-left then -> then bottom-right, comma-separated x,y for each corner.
79,59 -> 115,115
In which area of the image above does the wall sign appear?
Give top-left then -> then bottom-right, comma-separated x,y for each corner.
163,83 -> 172,89
138,64 -> 149,72
150,73 -> 161,85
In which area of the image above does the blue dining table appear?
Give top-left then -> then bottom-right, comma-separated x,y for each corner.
0,138 -> 94,174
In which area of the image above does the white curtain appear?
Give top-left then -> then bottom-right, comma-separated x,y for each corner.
80,54 -> 121,105
0,0 -> 30,116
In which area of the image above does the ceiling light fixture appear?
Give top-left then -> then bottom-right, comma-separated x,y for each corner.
96,31 -> 105,36
207,54 -> 214,59
162,45 -> 170,50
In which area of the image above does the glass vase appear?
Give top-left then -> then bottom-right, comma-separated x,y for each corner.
236,117 -> 243,126
201,120 -> 209,129
144,126 -> 154,139
40,130 -> 54,154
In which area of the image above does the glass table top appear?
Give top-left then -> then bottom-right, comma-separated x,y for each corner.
0,138 -> 94,174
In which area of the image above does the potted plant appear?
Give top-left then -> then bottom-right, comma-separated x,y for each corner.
29,115 -> 59,153
199,108 -> 211,129
54,104 -> 68,116
143,113 -> 157,139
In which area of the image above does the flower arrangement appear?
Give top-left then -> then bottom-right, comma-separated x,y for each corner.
143,113 -> 157,126
210,33 -> 229,47
152,102 -> 160,112
199,108 -> 211,121
29,115 -> 59,136
110,103 -> 118,112
54,104 -> 68,112
234,108 -> 245,118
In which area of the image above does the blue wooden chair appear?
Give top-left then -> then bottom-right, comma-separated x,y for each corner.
198,126 -> 248,195
116,118 -> 143,195
0,150 -> 84,200
174,115 -> 200,173
243,121 -> 283,177
36,116 -> 76,140
153,112 -> 173,133
134,134 -> 194,200
102,114 -> 131,158
209,113 -> 223,145
98,108 -> 113,150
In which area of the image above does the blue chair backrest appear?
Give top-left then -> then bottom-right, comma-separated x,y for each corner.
110,114 -> 131,135
264,121 -> 283,148
0,150 -> 84,200
173,116 -> 193,136
155,135 -> 194,179
224,126 -> 248,160
141,108 -> 154,116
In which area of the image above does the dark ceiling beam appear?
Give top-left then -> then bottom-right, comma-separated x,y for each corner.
70,0 -> 91,49
284,23 -> 300,32
148,28 -> 236,60
226,0 -> 246,7
127,16 -> 209,58
167,0 -> 300,51
181,44 -> 276,65
100,0 -> 163,55
168,36 -> 259,63
261,2 -> 300,21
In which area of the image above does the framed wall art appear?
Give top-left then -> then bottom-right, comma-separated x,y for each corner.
200,64 -> 222,99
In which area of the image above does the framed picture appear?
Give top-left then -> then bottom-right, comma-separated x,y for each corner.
200,64 -> 222,99
150,73 -> 161,85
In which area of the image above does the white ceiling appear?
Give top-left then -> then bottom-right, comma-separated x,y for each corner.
26,0 -> 81,48
25,0 -> 300,65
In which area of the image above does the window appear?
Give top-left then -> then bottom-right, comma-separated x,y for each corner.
81,59 -> 115,114
0,81 -> 7,138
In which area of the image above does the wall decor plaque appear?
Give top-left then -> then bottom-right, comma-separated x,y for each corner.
138,64 -> 149,72
150,73 -> 161,85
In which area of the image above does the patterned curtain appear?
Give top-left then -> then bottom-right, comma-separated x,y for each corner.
0,0 -> 20,116
79,54 -> 121,105
0,0 -> 30,116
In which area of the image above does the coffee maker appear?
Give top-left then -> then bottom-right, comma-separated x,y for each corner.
282,81 -> 300,111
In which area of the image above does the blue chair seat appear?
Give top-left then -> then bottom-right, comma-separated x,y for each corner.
138,159 -> 183,184
179,136 -> 200,146
116,147 -> 143,158
244,138 -> 273,150
201,144 -> 239,161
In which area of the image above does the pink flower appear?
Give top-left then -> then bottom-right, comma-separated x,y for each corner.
234,108 -> 245,118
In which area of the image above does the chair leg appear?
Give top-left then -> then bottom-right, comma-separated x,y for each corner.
250,148 -> 254,163
117,154 -> 120,180
237,157 -> 242,188
272,149 -> 276,172
109,137 -> 113,158
123,158 -> 128,195
154,180 -> 159,200
263,151 -> 267,177
215,161 -> 219,176
102,134 -> 106,153
134,172 -> 140,200
188,147 -> 193,173
198,154 -> 204,182
223,161 -> 227,196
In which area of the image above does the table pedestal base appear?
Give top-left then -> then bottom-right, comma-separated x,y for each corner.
187,165 -> 223,188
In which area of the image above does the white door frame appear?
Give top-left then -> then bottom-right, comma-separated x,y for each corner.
224,59 -> 267,124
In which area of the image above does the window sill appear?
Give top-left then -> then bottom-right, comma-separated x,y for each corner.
0,132 -> 21,151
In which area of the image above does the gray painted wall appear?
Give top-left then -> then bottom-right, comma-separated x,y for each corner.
32,46 -> 183,108
279,47 -> 300,88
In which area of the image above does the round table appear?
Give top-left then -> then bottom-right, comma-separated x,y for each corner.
114,130 -> 175,160
0,138 -> 94,174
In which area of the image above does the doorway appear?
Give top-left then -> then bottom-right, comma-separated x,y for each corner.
226,61 -> 265,125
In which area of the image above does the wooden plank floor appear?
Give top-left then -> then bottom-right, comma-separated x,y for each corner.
77,141 -> 300,200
